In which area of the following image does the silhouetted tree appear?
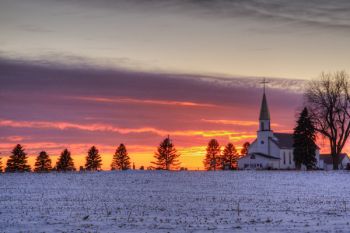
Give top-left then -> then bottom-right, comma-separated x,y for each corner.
111,144 -> 131,170
56,149 -> 75,172
305,71 -> 350,169
34,151 -> 52,172
6,144 -> 31,172
203,139 -> 221,171
152,136 -> 180,170
140,166 -> 144,170
0,156 -> 3,173
293,107 -> 317,170
132,163 -> 135,170
221,143 -> 239,170
240,142 -> 250,156
85,146 -> 102,171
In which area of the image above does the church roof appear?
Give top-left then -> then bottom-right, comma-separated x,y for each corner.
251,152 -> 280,160
270,133 -> 320,150
271,133 -> 293,149
259,93 -> 270,120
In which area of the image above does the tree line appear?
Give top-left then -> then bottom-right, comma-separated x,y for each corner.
0,136 -> 250,173
203,140 -> 249,170
1,144 -> 130,173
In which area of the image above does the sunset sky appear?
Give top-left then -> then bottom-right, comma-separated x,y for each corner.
1,0 -> 349,169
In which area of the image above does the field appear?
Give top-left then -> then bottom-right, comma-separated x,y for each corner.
0,171 -> 349,232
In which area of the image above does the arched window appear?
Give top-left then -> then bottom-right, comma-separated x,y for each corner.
261,122 -> 264,131
283,152 -> 286,165
289,151 -> 292,164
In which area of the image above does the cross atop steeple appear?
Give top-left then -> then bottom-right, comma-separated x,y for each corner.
260,78 -> 269,94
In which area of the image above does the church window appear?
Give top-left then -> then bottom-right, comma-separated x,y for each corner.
261,140 -> 264,144
289,152 -> 292,164
283,152 -> 286,165
261,122 -> 264,130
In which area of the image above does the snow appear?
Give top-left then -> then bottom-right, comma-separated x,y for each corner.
0,171 -> 349,232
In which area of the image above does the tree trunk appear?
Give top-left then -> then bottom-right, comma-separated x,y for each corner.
330,139 -> 339,170
332,152 -> 339,170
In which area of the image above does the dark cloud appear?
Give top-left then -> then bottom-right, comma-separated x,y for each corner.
49,0 -> 350,30
0,56 -> 303,109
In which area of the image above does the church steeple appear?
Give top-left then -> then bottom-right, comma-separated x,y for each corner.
259,92 -> 270,121
259,79 -> 271,131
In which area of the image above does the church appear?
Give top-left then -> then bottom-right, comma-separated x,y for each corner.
238,88 -> 321,170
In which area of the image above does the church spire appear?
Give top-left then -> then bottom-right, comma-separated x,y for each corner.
259,79 -> 271,131
259,92 -> 270,120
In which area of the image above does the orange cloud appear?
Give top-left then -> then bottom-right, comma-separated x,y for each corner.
2,136 -> 27,142
201,119 -> 258,126
201,119 -> 280,127
72,96 -> 217,108
0,119 -> 254,139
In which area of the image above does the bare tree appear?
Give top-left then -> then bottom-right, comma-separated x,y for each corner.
305,71 -> 350,170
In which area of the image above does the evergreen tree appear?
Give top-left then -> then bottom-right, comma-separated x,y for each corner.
240,142 -> 250,156
203,139 -> 221,171
111,144 -> 131,170
221,143 -> 239,170
34,151 -> 52,172
0,156 -> 3,173
6,144 -> 31,172
85,146 -> 102,171
293,107 -> 317,170
56,149 -> 76,172
152,136 -> 180,170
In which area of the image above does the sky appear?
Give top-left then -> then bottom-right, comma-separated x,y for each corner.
0,0 -> 349,169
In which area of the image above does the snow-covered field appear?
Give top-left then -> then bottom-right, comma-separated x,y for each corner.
0,171 -> 349,232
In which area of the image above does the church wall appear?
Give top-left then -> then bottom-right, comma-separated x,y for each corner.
279,149 -> 294,169
256,131 -> 274,155
238,154 -> 279,170
247,140 -> 258,154
268,140 -> 280,159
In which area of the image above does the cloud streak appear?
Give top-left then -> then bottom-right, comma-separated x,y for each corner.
57,0 -> 350,30
0,118 -> 255,140
72,96 -> 217,108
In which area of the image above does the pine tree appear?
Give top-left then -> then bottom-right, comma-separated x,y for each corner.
203,139 -> 221,171
6,144 -> 31,172
293,107 -> 317,170
111,144 -> 131,170
85,146 -> 102,171
240,142 -> 250,156
56,149 -> 76,172
221,143 -> 239,170
152,136 -> 180,170
34,151 -> 52,172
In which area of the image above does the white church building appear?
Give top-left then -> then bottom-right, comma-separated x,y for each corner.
238,89 -> 321,170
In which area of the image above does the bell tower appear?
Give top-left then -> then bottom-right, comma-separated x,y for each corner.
256,79 -> 273,155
